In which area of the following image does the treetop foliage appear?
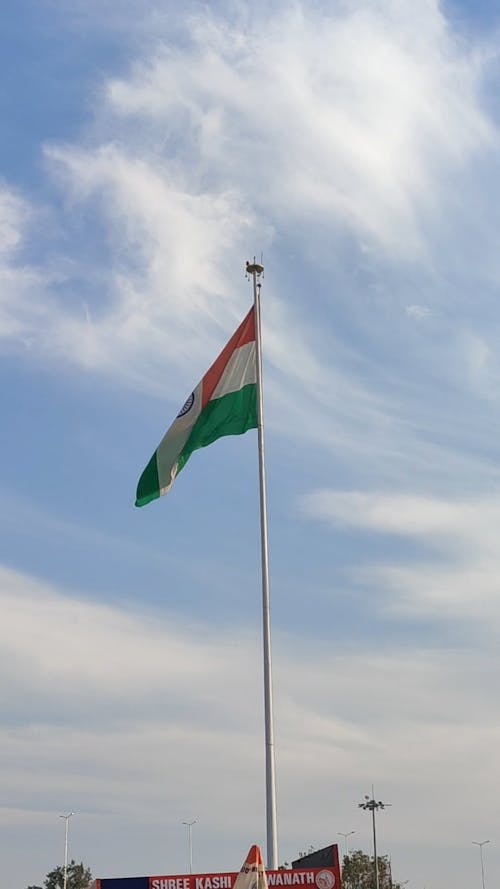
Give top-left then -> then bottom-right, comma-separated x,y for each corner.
26,860 -> 92,889
341,849 -> 405,889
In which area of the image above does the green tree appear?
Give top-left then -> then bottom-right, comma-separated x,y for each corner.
43,860 -> 92,889
341,849 -> 404,889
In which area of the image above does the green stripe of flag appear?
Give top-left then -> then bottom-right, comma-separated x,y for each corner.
135,383 -> 257,507
178,383 -> 257,475
135,452 -> 161,507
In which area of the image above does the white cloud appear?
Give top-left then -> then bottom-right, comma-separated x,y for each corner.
301,489 -> 500,623
0,0 -> 499,518
2,561 -> 500,879
0,564 -> 259,722
405,304 -> 432,320
1,0 -> 497,403
300,488 -> 500,555
105,0 -> 496,256
0,184 -> 53,344
40,143 -> 262,389
0,187 -> 29,255
4,5 -> 500,887
300,490 -> 477,540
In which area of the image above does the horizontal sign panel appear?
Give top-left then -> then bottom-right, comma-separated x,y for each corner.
150,868 -> 339,889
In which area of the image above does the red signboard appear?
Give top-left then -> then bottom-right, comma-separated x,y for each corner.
149,867 -> 340,889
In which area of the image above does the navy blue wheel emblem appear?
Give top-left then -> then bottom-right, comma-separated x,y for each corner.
177,392 -> 195,418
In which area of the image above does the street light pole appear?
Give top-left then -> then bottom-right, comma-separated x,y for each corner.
359,790 -> 389,889
182,820 -> 197,874
337,831 -> 355,857
472,840 -> 490,889
59,813 -> 75,889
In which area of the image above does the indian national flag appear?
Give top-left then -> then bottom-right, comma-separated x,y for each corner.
136,307 -> 257,507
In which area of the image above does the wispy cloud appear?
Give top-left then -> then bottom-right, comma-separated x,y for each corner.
0,184 -> 52,344
105,0 -> 495,254
4,5 -> 500,888
301,488 -> 500,624
1,0 -> 498,409
2,562 -> 500,859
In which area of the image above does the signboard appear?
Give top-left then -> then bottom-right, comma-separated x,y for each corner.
149,867 -> 340,889
90,843 -> 341,889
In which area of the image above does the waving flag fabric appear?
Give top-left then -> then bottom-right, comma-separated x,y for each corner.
136,307 -> 257,506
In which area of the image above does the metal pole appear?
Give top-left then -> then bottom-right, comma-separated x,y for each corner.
472,840 -> 489,889
338,832 -> 355,857
359,792 -> 388,889
247,259 -> 278,869
64,818 -> 69,889
480,846 -> 486,889
59,813 -> 74,889
182,820 -> 197,874
372,804 -> 380,889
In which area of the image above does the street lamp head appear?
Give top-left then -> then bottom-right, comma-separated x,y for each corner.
359,796 -> 390,813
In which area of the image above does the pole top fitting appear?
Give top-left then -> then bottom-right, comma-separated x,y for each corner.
246,260 -> 264,276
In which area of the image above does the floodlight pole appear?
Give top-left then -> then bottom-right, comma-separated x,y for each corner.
371,803 -> 379,889
59,812 -> 75,889
247,259 -> 278,870
359,790 -> 389,889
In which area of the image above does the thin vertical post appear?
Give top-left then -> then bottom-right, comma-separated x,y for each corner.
371,805 -> 380,889
480,846 -> 486,889
60,812 -> 74,889
247,259 -> 278,869
182,820 -> 197,874
472,840 -> 489,889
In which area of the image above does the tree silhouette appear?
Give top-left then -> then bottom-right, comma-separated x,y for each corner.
28,860 -> 93,889
341,849 -> 405,889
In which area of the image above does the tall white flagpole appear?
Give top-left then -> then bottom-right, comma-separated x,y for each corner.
247,259 -> 278,869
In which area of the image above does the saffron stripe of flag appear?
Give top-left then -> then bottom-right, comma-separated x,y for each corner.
135,307 -> 257,507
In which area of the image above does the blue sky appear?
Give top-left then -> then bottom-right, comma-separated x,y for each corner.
2,1 -> 500,887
